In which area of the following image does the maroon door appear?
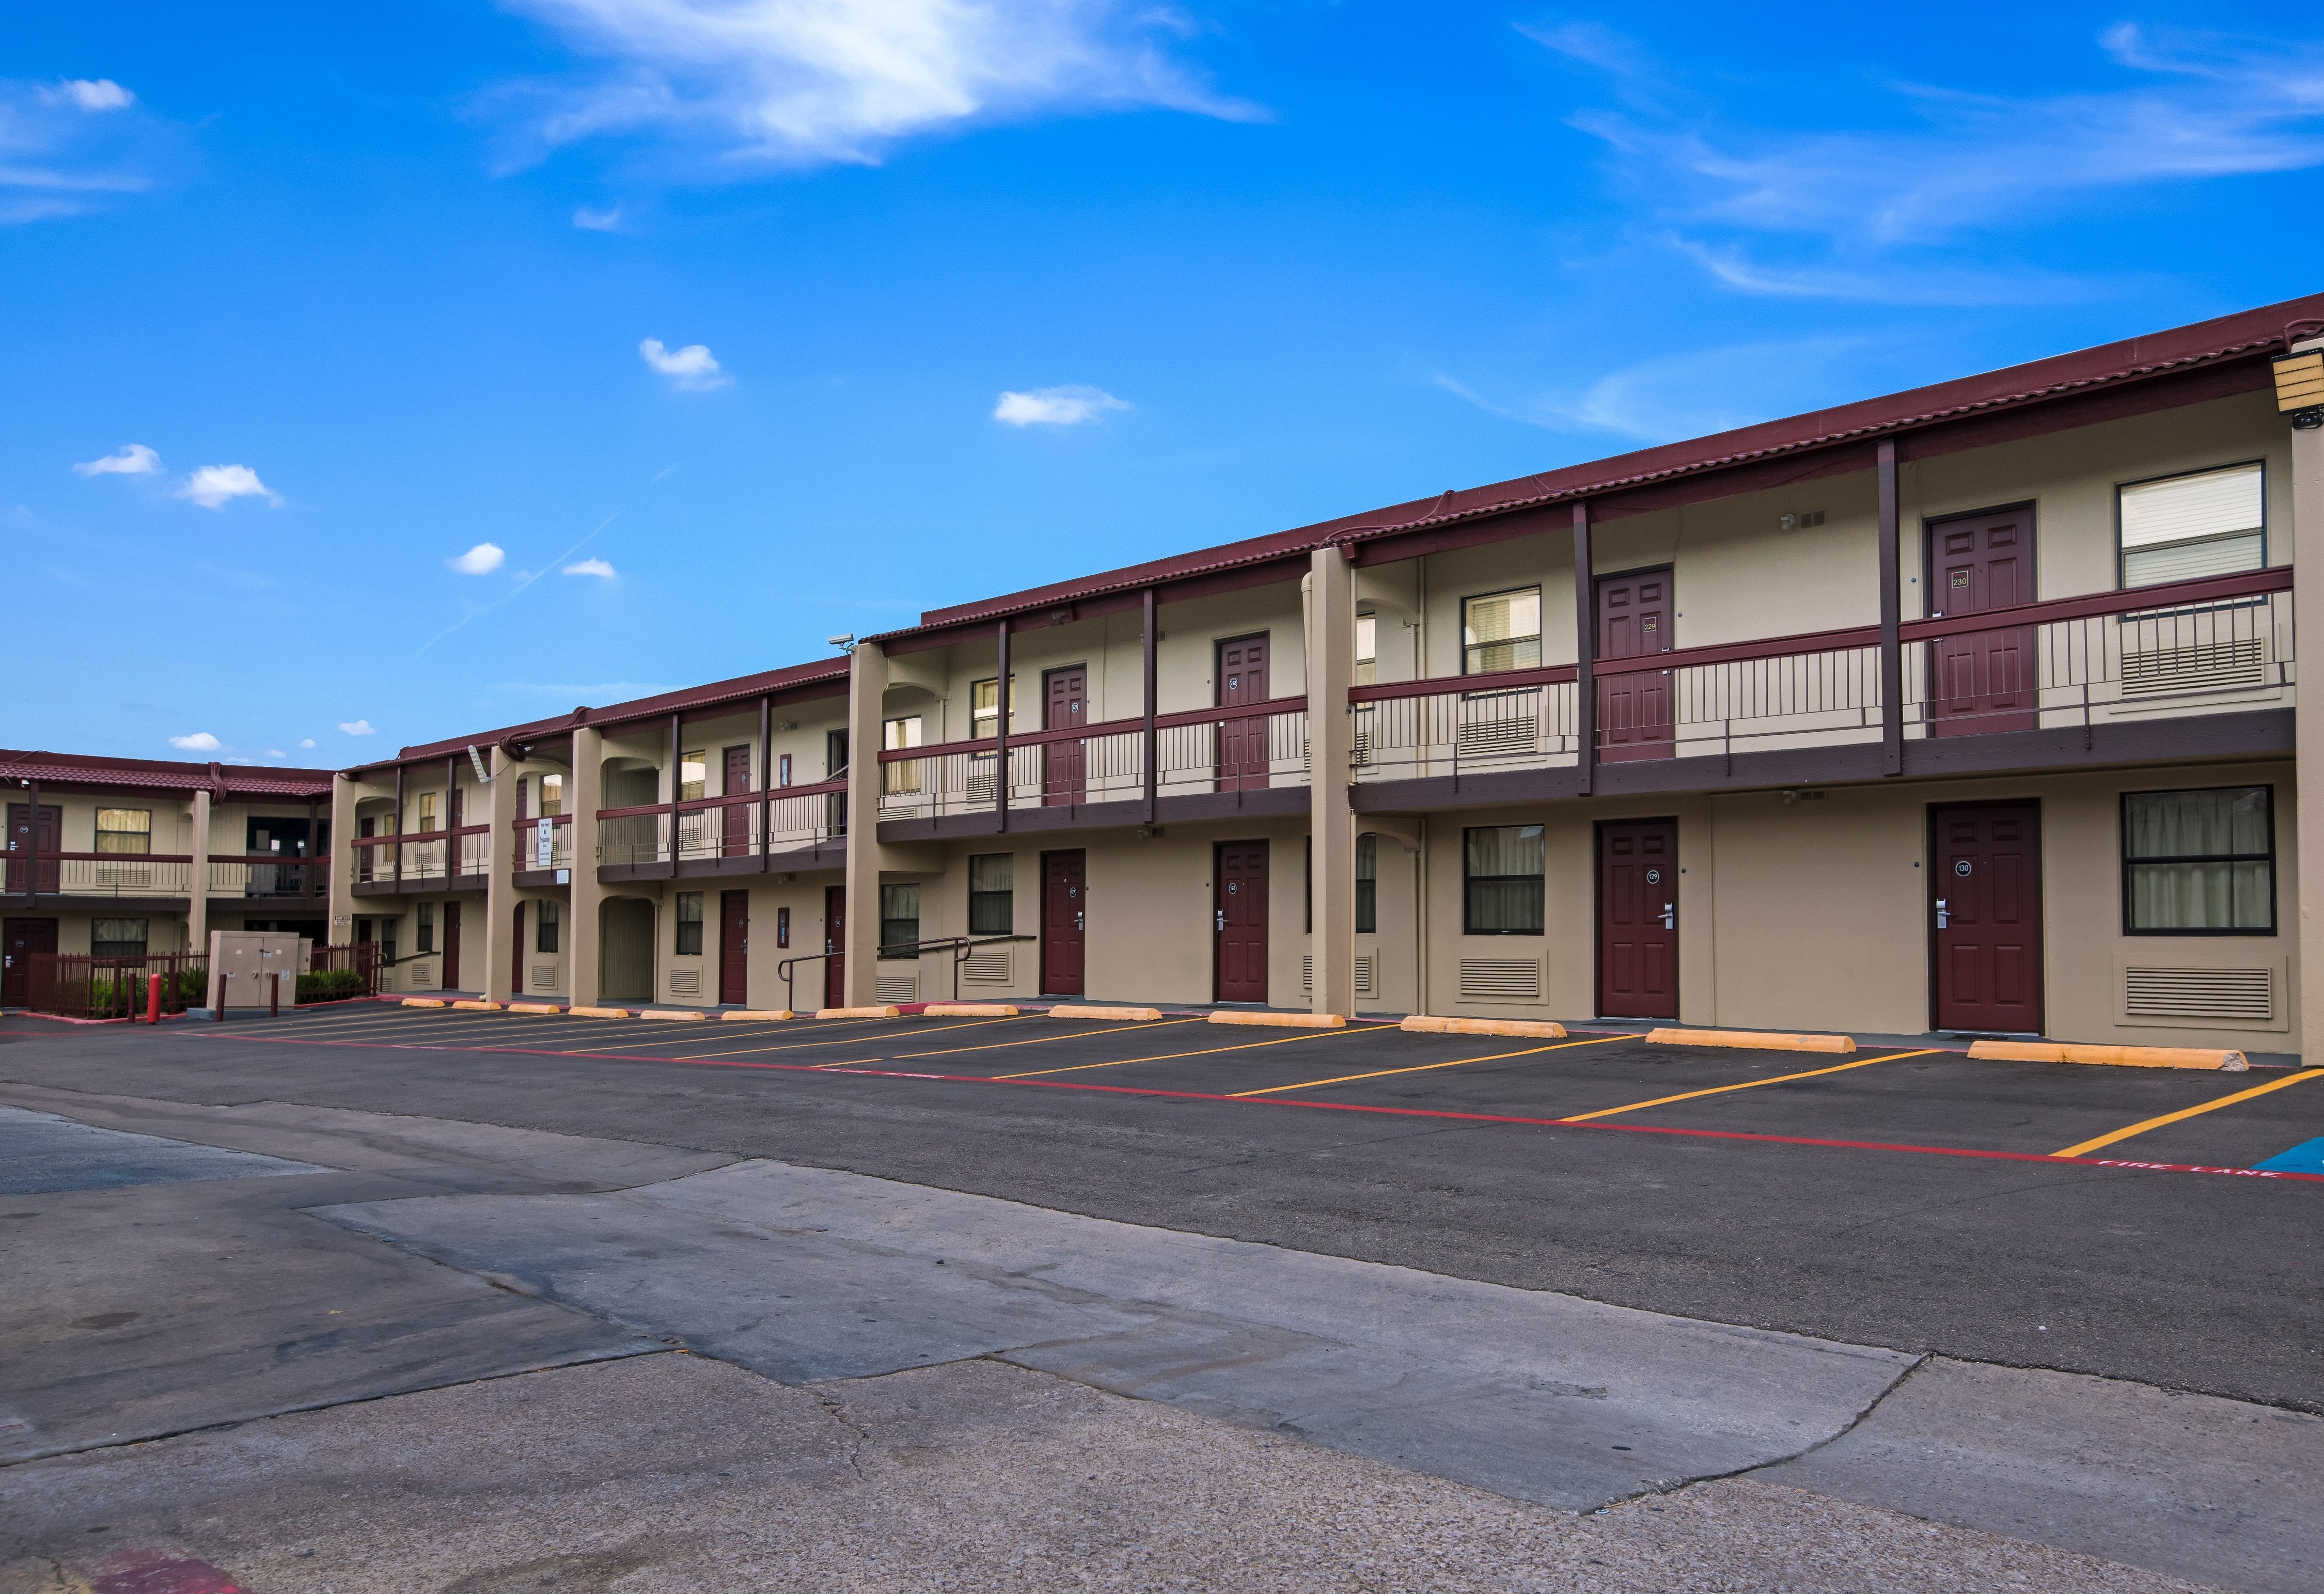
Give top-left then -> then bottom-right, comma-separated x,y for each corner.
1932,802 -> 2043,1033
1597,819 -> 1678,1019
722,746 -> 753,856
824,887 -> 845,1008
1927,508 -> 2037,736
1043,666 -> 1088,807
1215,634 -> 1271,791
5,805 -> 61,895
441,901 -> 462,991
1596,571 -> 1673,762
1042,850 -> 1086,995
719,890 -> 749,1005
1214,840 -> 1269,1003
3,918 -> 58,1006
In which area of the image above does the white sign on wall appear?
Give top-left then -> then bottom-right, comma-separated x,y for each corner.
536,817 -> 553,870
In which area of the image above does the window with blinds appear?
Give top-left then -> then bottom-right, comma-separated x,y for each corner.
1463,588 -> 1542,675
2118,462 -> 2265,588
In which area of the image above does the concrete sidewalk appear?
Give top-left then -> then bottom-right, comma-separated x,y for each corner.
0,1085 -> 2306,1591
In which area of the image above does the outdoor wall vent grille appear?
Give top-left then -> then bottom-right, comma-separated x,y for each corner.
531,965 -> 558,990
1457,957 -> 1543,1003
407,963 -> 435,989
1455,709 -> 1537,761
2121,638 -> 2268,697
668,968 -> 701,997
1301,955 -> 1376,996
877,975 -> 918,1004
2123,965 -> 2273,1024
962,950 -> 1011,984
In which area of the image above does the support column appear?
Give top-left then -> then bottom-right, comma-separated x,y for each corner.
569,725 -> 606,1007
1142,589 -> 1159,823
187,786 -> 212,964
843,642 -> 889,1007
994,619 -> 1011,832
2290,376 -> 2324,1062
1878,439 -> 1904,776
325,774 -> 357,952
1572,503 -> 1596,794
1308,546 -> 1359,1018
482,746 -> 516,1003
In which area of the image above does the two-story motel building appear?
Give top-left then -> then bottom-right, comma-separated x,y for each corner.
24,296 -> 2320,1051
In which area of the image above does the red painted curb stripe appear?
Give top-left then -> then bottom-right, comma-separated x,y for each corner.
197,1029 -> 2324,1185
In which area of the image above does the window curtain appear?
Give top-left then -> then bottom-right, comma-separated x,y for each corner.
1465,825 -> 1545,933
2125,788 -> 2271,930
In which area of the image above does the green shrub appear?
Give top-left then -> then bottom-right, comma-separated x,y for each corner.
297,968 -> 366,1003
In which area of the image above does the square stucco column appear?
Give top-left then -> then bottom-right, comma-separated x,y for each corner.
842,642 -> 887,1008
186,787 -> 212,962
325,774 -> 358,949
2291,385 -> 2324,1062
482,746 -> 516,1003
1307,546 -> 1359,1018
568,726 -> 606,1008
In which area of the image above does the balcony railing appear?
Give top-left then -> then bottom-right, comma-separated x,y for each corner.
1350,668 -> 1582,784
350,826 -> 490,886
3,853 -> 197,898
511,813 -> 575,872
595,780 -> 847,867
873,697 -> 1311,820
1347,567 -> 2293,780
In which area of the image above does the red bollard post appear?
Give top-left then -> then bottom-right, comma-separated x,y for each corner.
270,971 -> 279,1019
147,973 -> 162,1025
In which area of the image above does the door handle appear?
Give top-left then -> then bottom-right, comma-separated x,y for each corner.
1935,897 -> 1949,930
1660,903 -> 1674,931
1075,912 -> 1084,931
1215,910 -> 1225,932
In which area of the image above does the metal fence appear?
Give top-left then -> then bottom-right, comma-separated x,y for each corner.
25,952 -> 208,1019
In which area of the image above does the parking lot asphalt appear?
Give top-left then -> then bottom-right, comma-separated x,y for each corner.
6,1004 -> 2323,1411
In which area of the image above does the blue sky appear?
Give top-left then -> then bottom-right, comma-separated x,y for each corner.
6,2 -> 2322,762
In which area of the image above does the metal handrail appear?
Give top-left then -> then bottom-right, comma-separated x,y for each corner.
775,933 -> 1034,1012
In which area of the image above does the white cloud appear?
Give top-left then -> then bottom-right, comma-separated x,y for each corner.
573,202 -> 623,229
168,731 -> 221,752
299,738 -> 317,749
264,748 -> 287,759
52,78 -> 134,112
1529,22 -> 2324,296
994,384 -> 1128,427
2,77 -> 168,224
448,542 -> 508,575
179,464 -> 281,509
563,556 -> 618,578
639,337 -> 727,389
1435,336 -> 1881,445
339,719 -> 376,736
72,443 -> 161,476
489,0 -> 1263,170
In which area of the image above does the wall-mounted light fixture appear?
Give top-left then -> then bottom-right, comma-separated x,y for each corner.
2273,349 -> 2324,429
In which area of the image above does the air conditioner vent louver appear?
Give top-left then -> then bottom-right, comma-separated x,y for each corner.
1455,712 -> 1538,760
1458,957 -> 1543,1002
1300,955 -> 1375,996
531,965 -> 558,990
2120,638 -> 2267,696
2124,966 -> 2273,1024
668,968 -> 700,997
876,974 -> 918,1004
962,950 -> 1011,984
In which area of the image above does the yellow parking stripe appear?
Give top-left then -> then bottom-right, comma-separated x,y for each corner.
658,1016 -> 1030,1060
1229,1034 -> 1627,1097
994,1023 -> 1395,1080
2055,1068 -> 2324,1158
894,1017 -> 1205,1060
1554,1049 -> 1939,1124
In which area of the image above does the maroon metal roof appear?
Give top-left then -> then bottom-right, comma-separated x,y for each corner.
875,290 -> 2324,645
356,657 -> 852,774
0,750 -> 335,800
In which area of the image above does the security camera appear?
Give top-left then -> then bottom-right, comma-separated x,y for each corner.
828,634 -> 856,652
